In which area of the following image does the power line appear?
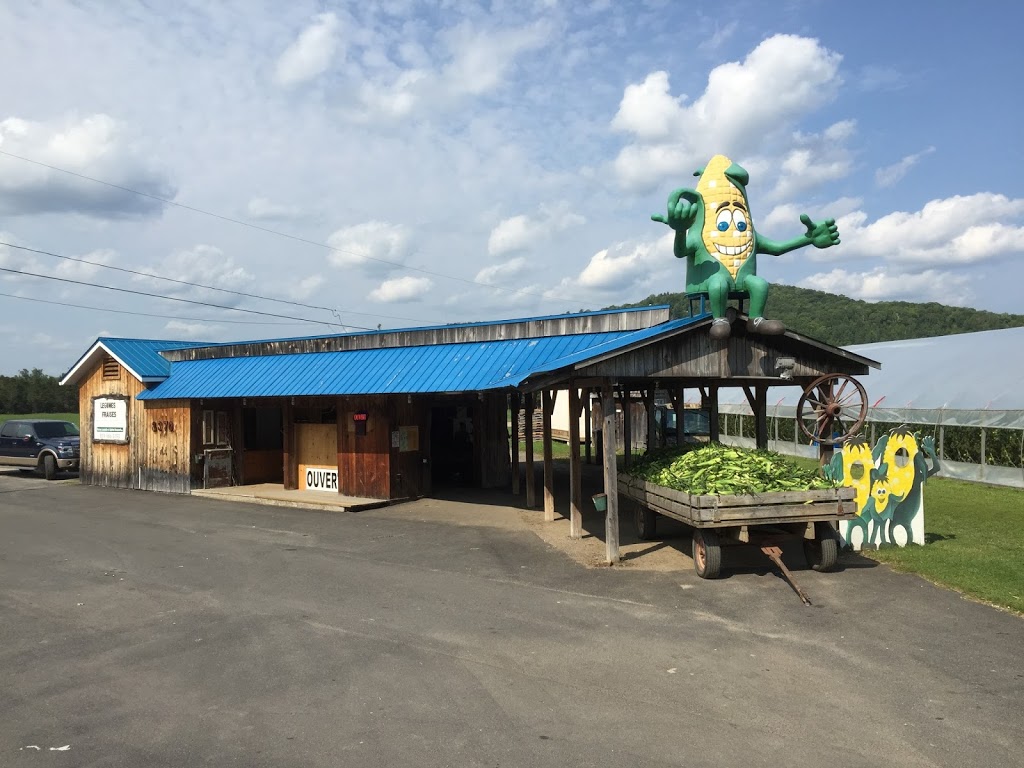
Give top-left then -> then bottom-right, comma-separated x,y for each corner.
0,265 -> 373,330
0,291 -> 305,325
0,149 -> 582,305
0,240 -> 428,325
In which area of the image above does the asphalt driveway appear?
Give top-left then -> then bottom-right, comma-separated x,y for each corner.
2,474 -> 1022,767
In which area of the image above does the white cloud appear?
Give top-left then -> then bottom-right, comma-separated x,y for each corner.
273,13 -> 341,88
799,268 -> 972,304
352,21 -> 549,120
760,197 -> 863,235
836,193 -> 1024,266
326,221 -> 411,274
487,202 -> 586,256
369,275 -> 432,302
769,121 -> 856,199
575,233 -> 673,292
287,275 -> 325,300
875,146 -> 936,188
246,197 -> 305,221
476,257 -> 528,285
133,245 -> 253,304
0,114 -> 173,218
611,35 -> 843,193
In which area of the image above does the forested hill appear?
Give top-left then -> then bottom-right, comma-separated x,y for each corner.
606,284 -> 1024,346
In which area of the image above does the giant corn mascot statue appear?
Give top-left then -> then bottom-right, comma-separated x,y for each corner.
652,154 -> 840,340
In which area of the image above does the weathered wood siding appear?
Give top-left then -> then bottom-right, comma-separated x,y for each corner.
164,308 -> 671,361
575,329 -> 870,382
140,400 -> 192,493
337,396 -> 391,499
388,396 -> 428,499
78,360 -> 192,492
478,392 -> 511,489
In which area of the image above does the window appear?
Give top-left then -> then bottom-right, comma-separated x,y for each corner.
0,421 -> 23,438
102,357 -> 120,379
202,410 -> 215,445
34,422 -> 80,439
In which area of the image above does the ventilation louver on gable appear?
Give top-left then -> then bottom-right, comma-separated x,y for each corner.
102,357 -> 120,380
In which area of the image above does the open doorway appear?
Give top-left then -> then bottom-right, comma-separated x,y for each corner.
430,405 -> 476,486
242,406 -> 283,483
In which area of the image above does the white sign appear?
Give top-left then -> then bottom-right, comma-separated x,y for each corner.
93,397 -> 128,443
302,466 -> 338,492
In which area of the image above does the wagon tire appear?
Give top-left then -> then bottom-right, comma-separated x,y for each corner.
41,454 -> 57,481
692,529 -> 722,579
804,523 -> 839,572
635,506 -> 658,541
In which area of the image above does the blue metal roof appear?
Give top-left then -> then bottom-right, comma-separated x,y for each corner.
100,338 -> 210,379
137,315 -> 704,400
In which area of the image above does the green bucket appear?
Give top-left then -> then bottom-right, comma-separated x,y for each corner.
592,493 -> 608,512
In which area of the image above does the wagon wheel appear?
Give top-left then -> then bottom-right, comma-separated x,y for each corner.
796,373 -> 868,446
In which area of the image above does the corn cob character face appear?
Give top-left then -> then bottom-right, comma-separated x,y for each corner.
695,154 -> 754,279
839,436 -> 874,512
882,428 -> 920,499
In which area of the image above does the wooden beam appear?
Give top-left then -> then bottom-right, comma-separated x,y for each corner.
593,392 -> 604,465
601,384 -> 620,565
510,392 -> 520,495
755,385 -> 769,450
542,389 -> 555,522
282,401 -> 297,490
643,389 -> 656,452
525,392 -> 536,508
707,386 -> 720,442
568,385 -> 582,539
621,387 -> 632,469
583,387 -> 592,465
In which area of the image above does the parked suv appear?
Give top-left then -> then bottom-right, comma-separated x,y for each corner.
0,419 -> 80,479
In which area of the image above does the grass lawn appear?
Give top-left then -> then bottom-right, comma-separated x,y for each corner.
1,412 -> 79,426
781,455 -> 1024,614
865,476 -> 1024,615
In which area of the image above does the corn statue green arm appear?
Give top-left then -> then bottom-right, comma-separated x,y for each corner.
651,154 -> 840,341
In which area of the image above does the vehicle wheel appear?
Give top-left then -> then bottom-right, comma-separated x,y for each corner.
692,529 -> 722,579
804,523 -> 839,572
41,454 -> 57,481
635,506 -> 658,541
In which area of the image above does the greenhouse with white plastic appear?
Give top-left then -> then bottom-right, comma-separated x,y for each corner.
714,326 -> 1024,488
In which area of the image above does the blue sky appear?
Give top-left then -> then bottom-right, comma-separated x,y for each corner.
1,0 -> 1022,374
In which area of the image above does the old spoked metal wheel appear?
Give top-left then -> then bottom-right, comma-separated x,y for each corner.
796,373 -> 868,446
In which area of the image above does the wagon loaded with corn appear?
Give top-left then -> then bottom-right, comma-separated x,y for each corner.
618,446 -> 857,584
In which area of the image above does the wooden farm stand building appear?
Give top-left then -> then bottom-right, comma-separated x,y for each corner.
61,306 -> 878,562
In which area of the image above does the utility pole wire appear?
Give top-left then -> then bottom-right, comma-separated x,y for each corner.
0,149 -> 582,305
0,240 -> 428,325
0,265 -> 373,330
0,291 -> 306,325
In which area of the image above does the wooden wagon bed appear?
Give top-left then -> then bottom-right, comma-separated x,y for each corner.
617,475 -> 857,528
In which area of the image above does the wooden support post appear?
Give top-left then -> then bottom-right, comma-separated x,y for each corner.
542,389 -> 555,522
525,392 -> 536,508
593,394 -> 604,464
282,401 -> 297,490
601,384 -> 620,565
644,389 -> 656,452
754,385 -> 769,450
707,386 -> 720,442
621,387 -> 632,469
511,392 -> 521,495
569,385 -> 583,539
583,388 -> 592,465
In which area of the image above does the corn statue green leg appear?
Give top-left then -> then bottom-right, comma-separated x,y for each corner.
651,154 -> 840,340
